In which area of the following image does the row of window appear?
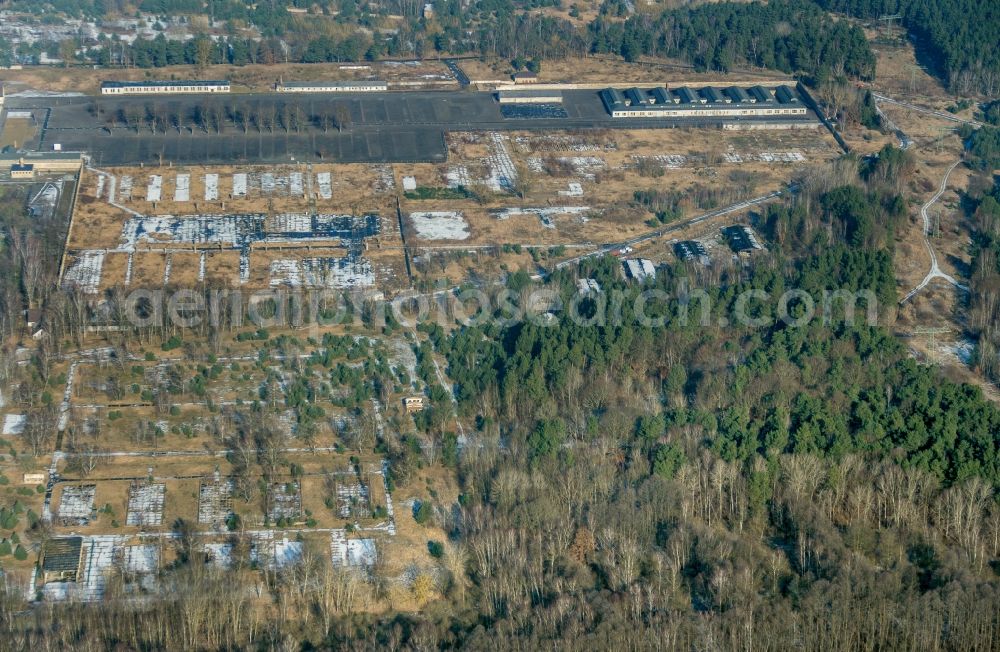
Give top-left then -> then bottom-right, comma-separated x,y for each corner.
277,85 -> 387,92
101,85 -> 230,95
612,107 -> 807,118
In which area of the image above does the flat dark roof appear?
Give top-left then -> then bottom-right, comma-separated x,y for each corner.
701,87 -> 725,103
726,86 -> 750,102
749,85 -> 774,102
674,240 -> 708,260
11,163 -> 33,171
775,85 -> 798,103
601,85 -> 807,114
721,225 -> 762,252
42,536 -> 83,572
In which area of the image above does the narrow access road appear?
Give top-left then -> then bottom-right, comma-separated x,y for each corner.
872,97 -> 913,150
872,93 -> 982,128
556,186 -> 791,270
901,159 -> 969,303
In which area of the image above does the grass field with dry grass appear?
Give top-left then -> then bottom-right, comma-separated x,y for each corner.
63,123 -> 836,293
0,117 -> 37,150
459,55 -> 793,87
1,60 -> 457,95
853,32 -> 999,399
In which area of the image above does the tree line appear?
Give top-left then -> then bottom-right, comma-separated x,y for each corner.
24,0 -> 878,87
3,145 -> 1000,647
813,0 -> 1000,95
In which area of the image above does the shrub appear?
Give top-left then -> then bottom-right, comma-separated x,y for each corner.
413,501 -> 432,525
161,335 -> 183,351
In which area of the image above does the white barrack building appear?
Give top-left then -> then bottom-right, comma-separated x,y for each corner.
601,84 -> 807,119
275,80 -> 388,93
100,80 -> 230,95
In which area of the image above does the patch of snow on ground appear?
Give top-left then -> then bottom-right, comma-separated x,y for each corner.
268,213 -> 312,233
2,414 -> 26,435
123,544 -> 159,573
484,133 -> 517,192
125,483 -> 165,526
232,173 -> 247,197
145,175 -> 162,202
410,211 -> 470,240
635,154 -> 686,168
757,151 -> 805,162
271,257 -> 375,289
57,485 -> 96,523
269,260 -> 302,287
260,173 -> 276,194
559,182 -> 583,197
347,538 -> 377,566
374,165 -> 395,192
560,156 -> 605,179
173,174 -> 189,201
942,339 -> 975,366
42,535 -> 159,602
445,166 -> 470,188
119,215 -> 241,250
118,175 -> 133,201
204,543 -> 234,568
492,206 -> 592,229
203,173 -> 218,200
63,251 -> 105,294
316,172 -> 332,199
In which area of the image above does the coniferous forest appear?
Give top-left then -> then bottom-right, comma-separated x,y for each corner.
2,142 -> 1000,651
0,0 -> 999,649
10,0 -> 1000,93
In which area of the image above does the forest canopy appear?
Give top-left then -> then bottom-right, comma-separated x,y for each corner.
8,0 -> 878,86
813,0 -> 1000,94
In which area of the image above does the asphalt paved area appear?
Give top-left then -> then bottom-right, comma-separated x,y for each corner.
9,90 -> 820,165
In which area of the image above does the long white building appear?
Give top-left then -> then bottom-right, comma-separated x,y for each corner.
601,84 -> 808,119
274,80 -> 387,93
100,80 -> 230,95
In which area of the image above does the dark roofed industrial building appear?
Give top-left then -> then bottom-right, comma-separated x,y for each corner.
726,86 -> 751,103
41,536 -> 83,583
674,87 -> 699,104
674,240 -> 710,264
651,87 -> 676,105
749,86 -> 774,103
700,87 -> 727,103
625,87 -> 652,106
722,225 -> 764,254
775,85 -> 798,104
600,84 -> 810,119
